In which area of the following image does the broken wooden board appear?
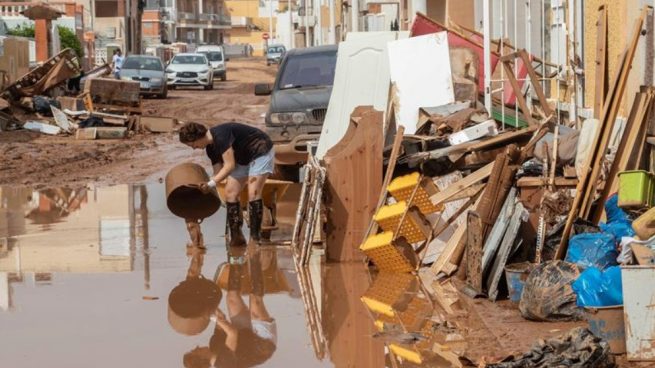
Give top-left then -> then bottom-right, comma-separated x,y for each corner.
84,78 -> 141,106
325,107 -> 383,262
631,244 -> 655,265
465,211 -> 484,293
388,32 -> 455,133
431,194 -> 483,276
75,128 -> 98,140
516,177 -> 578,187
4,48 -> 80,99
50,105 -> 73,133
481,188 -> 517,274
447,119 -> 498,145
429,162 -> 493,207
487,202 -> 525,302
57,96 -> 85,111
23,121 -> 61,135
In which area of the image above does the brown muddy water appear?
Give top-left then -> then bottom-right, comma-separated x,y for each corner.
0,183 -> 421,368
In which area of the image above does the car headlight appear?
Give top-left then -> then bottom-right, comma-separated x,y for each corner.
270,112 -> 307,125
120,76 -> 132,81
150,78 -> 162,83
199,69 -> 209,74
165,68 -> 174,74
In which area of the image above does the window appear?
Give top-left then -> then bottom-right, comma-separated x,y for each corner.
171,55 -> 208,65
122,57 -> 164,71
278,51 -> 337,89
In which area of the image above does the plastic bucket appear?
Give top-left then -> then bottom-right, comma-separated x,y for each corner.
504,262 -> 534,303
618,170 -> 653,208
585,305 -> 626,354
165,162 -> 221,219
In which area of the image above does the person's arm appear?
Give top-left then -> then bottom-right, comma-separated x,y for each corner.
205,148 -> 236,189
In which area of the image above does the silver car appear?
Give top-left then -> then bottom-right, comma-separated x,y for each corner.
165,53 -> 214,90
119,55 -> 167,98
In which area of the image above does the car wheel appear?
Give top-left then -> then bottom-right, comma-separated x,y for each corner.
221,74 -> 226,81
203,84 -> 211,90
169,85 -> 176,90
160,88 -> 168,99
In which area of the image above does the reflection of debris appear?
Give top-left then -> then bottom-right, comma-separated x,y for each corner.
486,328 -> 614,368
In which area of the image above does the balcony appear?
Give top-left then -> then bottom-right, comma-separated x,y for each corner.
177,11 -> 197,21
177,12 -> 231,29
230,16 -> 251,27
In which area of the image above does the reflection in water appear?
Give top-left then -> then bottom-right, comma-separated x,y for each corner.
359,272 -> 467,368
171,243 -> 280,368
0,184 -> 151,311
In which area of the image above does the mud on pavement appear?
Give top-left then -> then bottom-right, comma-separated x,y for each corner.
0,59 -> 277,188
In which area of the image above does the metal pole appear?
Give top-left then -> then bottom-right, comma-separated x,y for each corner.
483,0 -> 492,113
351,0 -> 358,32
328,0 -> 335,43
304,0 -> 308,46
269,0 -> 274,40
316,0 -> 322,45
290,0 -> 295,48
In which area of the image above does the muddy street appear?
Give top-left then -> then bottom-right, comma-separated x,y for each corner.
0,59 -> 277,188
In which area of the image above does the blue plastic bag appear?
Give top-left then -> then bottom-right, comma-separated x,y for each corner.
566,232 -> 618,270
601,194 -> 635,239
572,266 -> 623,307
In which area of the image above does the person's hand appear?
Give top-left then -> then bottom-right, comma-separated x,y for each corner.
198,182 -> 211,194
198,179 -> 216,194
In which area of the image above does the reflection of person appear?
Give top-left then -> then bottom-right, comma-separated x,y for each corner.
178,122 -> 275,246
182,244 -> 277,367
186,219 -> 205,249
168,248 -> 222,336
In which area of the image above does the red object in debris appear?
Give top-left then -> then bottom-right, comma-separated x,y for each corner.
410,12 -> 500,95
262,33 -> 270,40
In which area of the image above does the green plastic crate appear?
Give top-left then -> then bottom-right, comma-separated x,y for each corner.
618,170 -> 654,208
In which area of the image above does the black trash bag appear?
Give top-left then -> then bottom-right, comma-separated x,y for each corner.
487,327 -> 615,368
78,116 -> 105,128
519,260 -> 584,321
516,158 -> 543,178
541,218 -> 600,262
33,96 -> 61,116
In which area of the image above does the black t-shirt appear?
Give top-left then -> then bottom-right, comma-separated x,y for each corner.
205,123 -> 273,166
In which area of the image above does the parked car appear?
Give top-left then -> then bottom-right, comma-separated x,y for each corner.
119,55 -> 167,98
255,45 -> 338,180
266,44 -> 286,66
197,45 -> 228,81
165,53 -> 214,90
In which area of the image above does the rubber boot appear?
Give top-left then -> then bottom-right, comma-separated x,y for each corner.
248,199 -> 264,242
225,201 -> 246,247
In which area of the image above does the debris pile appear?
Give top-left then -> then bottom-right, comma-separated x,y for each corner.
291,6 -> 655,365
0,48 -> 179,138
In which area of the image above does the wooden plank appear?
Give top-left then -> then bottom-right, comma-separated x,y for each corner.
430,194 -> 483,276
466,126 -> 537,152
516,177 -> 578,187
580,7 -> 648,219
481,188 -> 517,274
518,50 -> 554,117
487,202 -> 524,301
325,108 -> 383,262
96,127 -> 127,139
557,7 -> 648,257
465,211 -> 484,293
594,5 -> 608,119
75,127 -> 97,140
363,125 -> 405,245
429,162 -> 494,207
592,90 -> 651,223
501,58 -> 537,127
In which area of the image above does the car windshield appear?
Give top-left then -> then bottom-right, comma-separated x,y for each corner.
171,55 -> 207,64
122,57 -> 163,71
278,51 -> 337,89
199,51 -> 223,61
268,46 -> 285,54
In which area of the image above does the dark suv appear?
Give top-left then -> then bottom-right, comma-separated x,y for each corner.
255,45 -> 338,175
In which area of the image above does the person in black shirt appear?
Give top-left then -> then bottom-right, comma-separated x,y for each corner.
179,122 -> 274,245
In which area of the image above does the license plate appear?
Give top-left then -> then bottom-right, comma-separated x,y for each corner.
181,78 -> 195,82
140,81 -> 150,89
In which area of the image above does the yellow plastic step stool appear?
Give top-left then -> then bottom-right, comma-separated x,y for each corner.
360,232 -> 417,273
387,172 -> 442,214
373,201 -> 431,244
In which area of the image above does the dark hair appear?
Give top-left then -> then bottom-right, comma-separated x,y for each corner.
183,347 -> 212,368
179,122 -> 208,143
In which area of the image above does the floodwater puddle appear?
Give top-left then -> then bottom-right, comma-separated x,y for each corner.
0,183 -> 464,367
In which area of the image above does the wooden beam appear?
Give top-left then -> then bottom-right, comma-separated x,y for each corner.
594,5 -> 608,119
429,162 -> 494,207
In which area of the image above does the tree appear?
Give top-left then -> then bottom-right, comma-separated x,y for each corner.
7,24 -> 84,57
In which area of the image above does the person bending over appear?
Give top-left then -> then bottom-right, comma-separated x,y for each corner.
179,121 -> 274,245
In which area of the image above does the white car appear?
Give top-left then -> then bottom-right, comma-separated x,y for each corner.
197,45 -> 228,81
165,53 -> 214,90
